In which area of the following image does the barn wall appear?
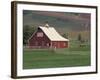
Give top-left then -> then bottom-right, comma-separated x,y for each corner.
28,28 -> 51,48
51,41 -> 68,48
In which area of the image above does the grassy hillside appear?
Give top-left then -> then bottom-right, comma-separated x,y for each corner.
23,10 -> 90,32
23,10 -> 91,42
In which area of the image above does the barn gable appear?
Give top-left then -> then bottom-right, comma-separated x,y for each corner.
28,28 -> 50,48
28,27 -> 50,42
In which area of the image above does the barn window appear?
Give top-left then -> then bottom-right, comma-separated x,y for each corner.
37,32 -> 43,37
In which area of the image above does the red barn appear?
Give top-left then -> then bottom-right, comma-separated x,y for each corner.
28,24 -> 69,48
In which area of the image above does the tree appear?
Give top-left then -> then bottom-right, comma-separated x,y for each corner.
78,33 -> 82,42
62,33 -> 69,39
23,25 -> 36,45
73,13 -> 80,16
77,33 -> 86,47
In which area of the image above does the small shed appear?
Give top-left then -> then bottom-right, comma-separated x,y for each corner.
28,24 -> 69,48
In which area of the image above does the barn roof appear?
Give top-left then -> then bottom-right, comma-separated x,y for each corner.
39,26 -> 69,41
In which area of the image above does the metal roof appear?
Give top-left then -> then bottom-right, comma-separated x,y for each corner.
39,26 -> 69,41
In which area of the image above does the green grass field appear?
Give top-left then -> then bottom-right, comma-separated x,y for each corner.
23,41 -> 90,69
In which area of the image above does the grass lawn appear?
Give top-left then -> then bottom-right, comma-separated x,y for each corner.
23,43 -> 90,69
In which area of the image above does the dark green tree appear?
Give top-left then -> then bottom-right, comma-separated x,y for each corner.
73,13 -> 80,16
78,33 -> 82,42
62,33 -> 69,39
23,25 -> 36,45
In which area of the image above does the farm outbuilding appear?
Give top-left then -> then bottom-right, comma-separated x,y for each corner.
28,24 -> 69,48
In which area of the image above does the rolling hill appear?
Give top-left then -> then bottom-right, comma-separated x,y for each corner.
23,10 -> 91,40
